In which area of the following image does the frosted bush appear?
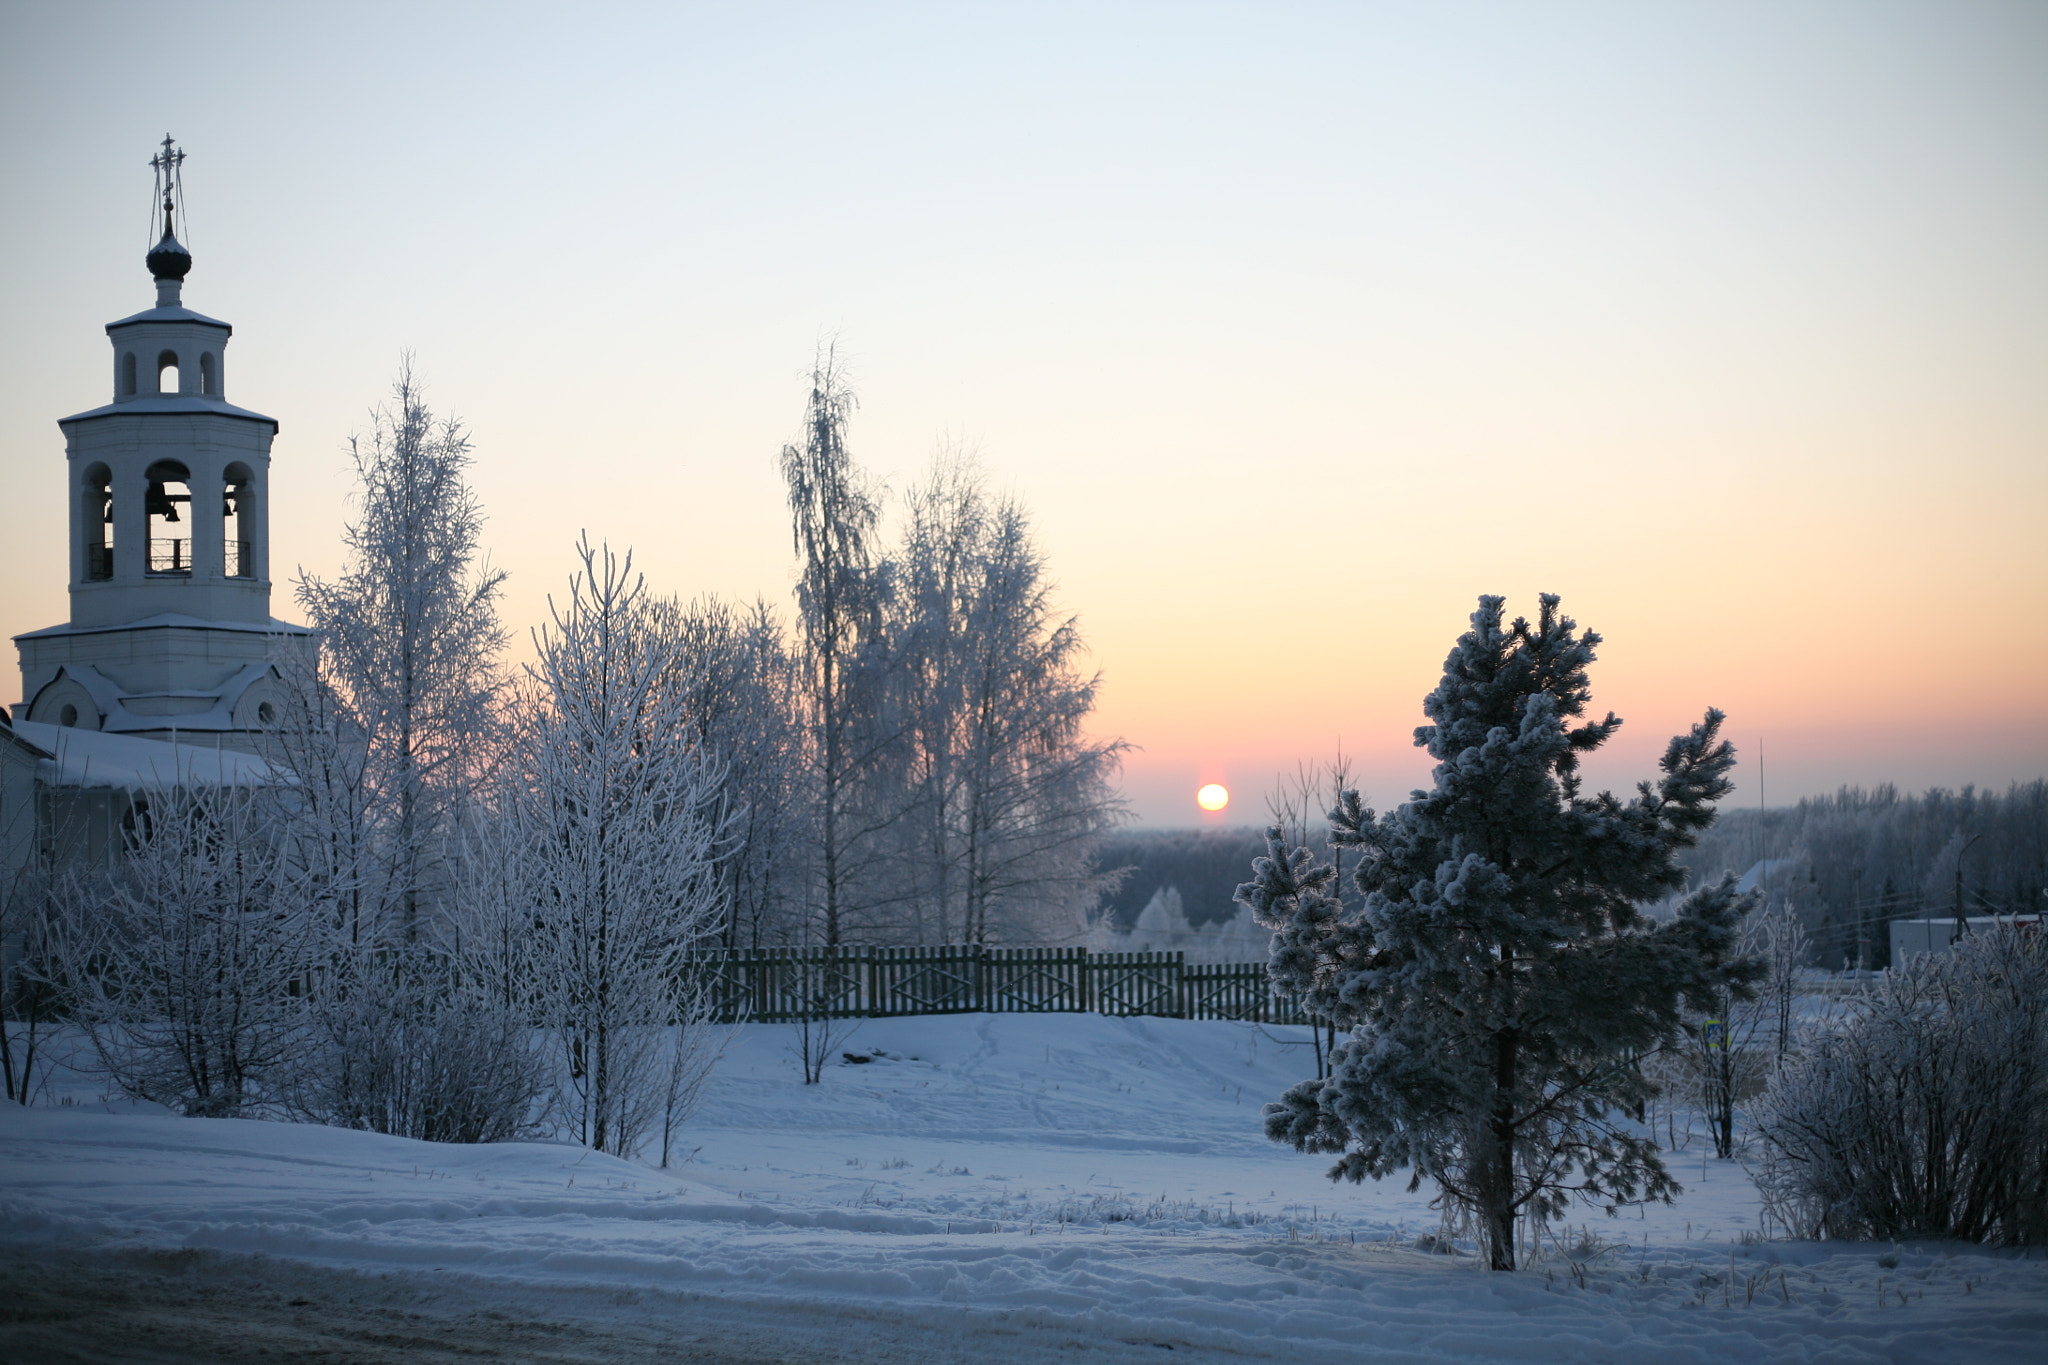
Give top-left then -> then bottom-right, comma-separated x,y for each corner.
1754,927 -> 2048,1245
285,957 -> 548,1145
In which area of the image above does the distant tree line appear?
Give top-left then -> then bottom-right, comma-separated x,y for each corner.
1675,782 -> 2048,969
1093,827 -> 1265,930
1097,780 -> 2048,974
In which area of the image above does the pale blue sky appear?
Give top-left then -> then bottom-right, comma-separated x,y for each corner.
3,2 -> 2043,822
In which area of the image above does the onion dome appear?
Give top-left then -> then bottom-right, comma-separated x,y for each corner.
146,229 -> 192,282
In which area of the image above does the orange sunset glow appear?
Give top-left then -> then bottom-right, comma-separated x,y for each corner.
1,6 -> 2042,825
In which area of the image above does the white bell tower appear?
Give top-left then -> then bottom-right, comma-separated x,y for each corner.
14,138 -> 308,751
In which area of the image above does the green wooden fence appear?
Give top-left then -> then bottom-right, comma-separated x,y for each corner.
685,945 -> 1307,1025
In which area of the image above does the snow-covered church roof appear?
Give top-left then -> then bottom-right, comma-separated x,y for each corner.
8,718 -> 282,791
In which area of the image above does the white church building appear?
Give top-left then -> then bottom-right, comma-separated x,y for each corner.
3,140 -> 296,881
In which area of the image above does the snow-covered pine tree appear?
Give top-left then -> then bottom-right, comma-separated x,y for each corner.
1239,594 -> 1760,1270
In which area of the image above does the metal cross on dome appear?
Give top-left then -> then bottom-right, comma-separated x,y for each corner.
149,135 -> 185,236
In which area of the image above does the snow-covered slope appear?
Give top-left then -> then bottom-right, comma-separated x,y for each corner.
4,1014 -> 2043,1363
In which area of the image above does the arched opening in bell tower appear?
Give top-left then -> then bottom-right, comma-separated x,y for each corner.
145,460 -> 192,574
200,352 -> 218,395
121,352 -> 138,397
223,463 -> 254,578
83,463 -> 114,581
156,350 -> 180,395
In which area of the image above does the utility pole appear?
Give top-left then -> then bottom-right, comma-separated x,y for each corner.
1951,833 -> 1984,946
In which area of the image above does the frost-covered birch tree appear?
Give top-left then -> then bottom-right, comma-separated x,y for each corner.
888,455 -> 1123,944
275,361 -> 527,1139
1240,595 -> 1761,1271
260,633 -> 377,947
504,538 -> 727,1159
295,359 -> 507,945
780,347 -> 887,946
775,362 -> 1123,949
672,597 -> 809,948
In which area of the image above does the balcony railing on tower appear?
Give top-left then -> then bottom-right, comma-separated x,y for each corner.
148,538 -> 190,574
86,544 -> 114,581
225,539 -> 253,578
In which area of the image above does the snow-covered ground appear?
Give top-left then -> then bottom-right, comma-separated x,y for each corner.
5,1014 -> 2044,1363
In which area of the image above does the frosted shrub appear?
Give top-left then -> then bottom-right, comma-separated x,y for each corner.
505,538 -> 728,1160
52,789 -> 305,1117
286,955 -> 548,1144
1754,928 -> 2048,1245
0,861 -> 62,1105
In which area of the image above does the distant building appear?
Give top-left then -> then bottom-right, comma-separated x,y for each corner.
1734,858 -> 1798,897
1888,916 -> 2042,971
4,140 -> 299,892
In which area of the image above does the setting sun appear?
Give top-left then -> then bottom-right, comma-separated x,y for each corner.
1196,783 -> 1230,813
